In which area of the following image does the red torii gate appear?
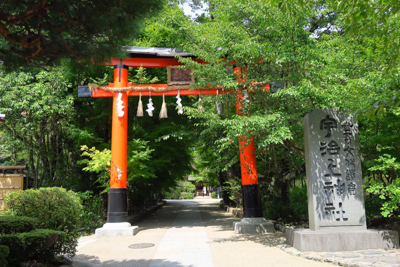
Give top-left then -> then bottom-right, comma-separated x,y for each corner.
78,47 -> 271,237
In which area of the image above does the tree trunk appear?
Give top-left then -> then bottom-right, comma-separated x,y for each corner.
226,165 -> 239,207
217,171 -> 230,205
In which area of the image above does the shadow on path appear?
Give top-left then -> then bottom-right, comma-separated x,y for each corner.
198,201 -> 285,247
74,255 -> 181,267
135,200 -> 185,231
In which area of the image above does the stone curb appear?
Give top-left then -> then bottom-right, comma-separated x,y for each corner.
277,243 -> 400,267
219,203 -> 243,219
218,203 -> 306,233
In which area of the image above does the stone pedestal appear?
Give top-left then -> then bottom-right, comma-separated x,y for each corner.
95,222 -> 139,238
287,228 -> 399,252
233,218 -> 274,234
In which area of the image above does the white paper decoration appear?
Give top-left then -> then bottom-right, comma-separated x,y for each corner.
146,91 -> 154,117
176,90 -> 183,114
116,92 -> 125,117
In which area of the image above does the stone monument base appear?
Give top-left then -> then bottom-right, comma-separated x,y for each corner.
287,228 -> 399,252
233,217 -> 274,234
95,222 -> 139,238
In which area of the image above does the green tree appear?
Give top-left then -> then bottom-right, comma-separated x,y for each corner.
79,139 -> 155,192
178,180 -> 196,193
0,0 -> 164,69
0,67 -> 92,188
143,0 -> 400,219
366,150 -> 400,217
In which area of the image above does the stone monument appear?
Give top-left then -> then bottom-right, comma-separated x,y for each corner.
286,109 -> 399,252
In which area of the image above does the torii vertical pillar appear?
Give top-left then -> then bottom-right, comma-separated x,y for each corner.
109,63 -> 128,223
95,62 -> 139,238
233,66 -> 274,233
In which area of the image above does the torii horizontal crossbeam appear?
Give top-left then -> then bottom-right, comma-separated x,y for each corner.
105,58 -> 205,68
78,83 -> 269,98
78,85 -> 223,98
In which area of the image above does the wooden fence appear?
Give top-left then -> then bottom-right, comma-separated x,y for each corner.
0,174 -> 23,210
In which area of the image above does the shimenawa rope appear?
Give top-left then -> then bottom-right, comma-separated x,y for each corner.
88,82 -> 268,93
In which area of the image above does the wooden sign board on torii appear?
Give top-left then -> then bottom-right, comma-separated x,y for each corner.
78,47 -> 273,237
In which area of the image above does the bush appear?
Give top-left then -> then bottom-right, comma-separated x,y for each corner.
179,192 -> 193,199
211,191 -> 217,199
365,194 -> 386,220
366,152 -> 400,217
178,181 -> 196,193
164,191 -> 175,199
75,191 -> 104,235
0,216 -> 39,235
4,187 -> 82,257
164,187 -> 180,199
367,178 -> 400,218
289,184 -> 308,218
263,185 -> 307,223
222,177 -> 242,207
0,229 -> 65,265
0,245 -> 9,267
263,200 -> 299,223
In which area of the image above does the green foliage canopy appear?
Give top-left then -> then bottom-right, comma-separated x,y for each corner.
0,0 -> 164,69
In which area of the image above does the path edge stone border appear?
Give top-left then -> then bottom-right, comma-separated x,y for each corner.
219,202 -> 298,232
220,203 -> 244,219
277,243 -> 400,267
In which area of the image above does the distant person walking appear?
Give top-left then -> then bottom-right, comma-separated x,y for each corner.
203,186 -> 206,197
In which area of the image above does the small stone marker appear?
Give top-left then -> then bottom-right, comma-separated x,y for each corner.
303,109 -> 366,231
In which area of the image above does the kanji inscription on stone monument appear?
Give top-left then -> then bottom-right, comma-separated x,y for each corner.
303,109 -> 366,231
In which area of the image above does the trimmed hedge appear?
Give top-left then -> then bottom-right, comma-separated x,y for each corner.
0,216 -> 39,235
0,245 -> 9,267
0,229 -> 65,265
4,187 -> 82,257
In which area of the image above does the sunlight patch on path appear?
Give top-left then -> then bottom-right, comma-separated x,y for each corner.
150,201 -> 213,267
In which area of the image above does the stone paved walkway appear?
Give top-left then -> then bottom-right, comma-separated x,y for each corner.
278,244 -> 400,267
149,201 -> 213,267
73,198 -> 399,267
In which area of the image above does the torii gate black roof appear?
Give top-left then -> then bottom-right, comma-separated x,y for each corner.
123,46 -> 194,58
